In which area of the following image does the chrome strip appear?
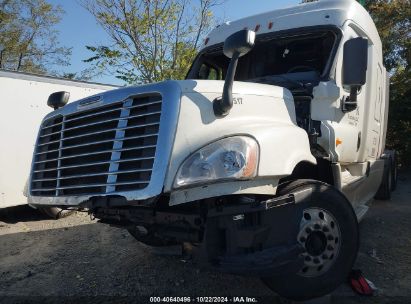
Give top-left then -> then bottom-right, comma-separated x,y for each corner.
56,116 -> 65,196
106,99 -> 132,193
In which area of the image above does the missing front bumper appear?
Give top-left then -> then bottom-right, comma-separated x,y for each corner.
94,192 -> 308,277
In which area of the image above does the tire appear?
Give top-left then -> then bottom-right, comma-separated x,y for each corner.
40,207 -> 75,219
375,157 -> 392,200
262,180 -> 359,301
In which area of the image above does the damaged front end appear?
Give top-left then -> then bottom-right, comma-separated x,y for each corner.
93,189 -> 311,277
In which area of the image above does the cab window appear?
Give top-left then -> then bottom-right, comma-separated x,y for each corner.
197,63 -> 222,80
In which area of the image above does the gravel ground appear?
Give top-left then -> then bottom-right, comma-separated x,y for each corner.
0,173 -> 410,304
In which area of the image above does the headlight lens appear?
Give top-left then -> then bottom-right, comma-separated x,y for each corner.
174,136 -> 259,188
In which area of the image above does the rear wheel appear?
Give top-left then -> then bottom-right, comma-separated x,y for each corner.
262,180 -> 359,301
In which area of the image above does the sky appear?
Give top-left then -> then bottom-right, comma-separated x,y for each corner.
48,0 -> 300,85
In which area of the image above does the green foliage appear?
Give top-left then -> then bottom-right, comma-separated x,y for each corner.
0,0 -> 71,74
82,0 -> 224,84
58,69 -> 96,82
366,0 -> 411,167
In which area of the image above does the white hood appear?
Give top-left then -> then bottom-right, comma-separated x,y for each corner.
176,80 -> 293,100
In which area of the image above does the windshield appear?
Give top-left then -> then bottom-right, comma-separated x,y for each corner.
187,30 -> 337,89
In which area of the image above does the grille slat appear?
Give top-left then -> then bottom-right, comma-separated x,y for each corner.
41,121 -> 63,131
33,156 -> 155,173
31,94 -> 162,196
63,99 -> 161,125
35,133 -> 158,155
37,127 -> 159,147
32,168 -> 153,182
39,110 -> 161,138
31,180 -> 151,192
34,145 -> 157,164
38,121 -> 159,143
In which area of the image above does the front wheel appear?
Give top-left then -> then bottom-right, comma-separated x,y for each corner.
262,180 -> 359,301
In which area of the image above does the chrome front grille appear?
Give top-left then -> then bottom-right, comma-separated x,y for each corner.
31,94 -> 162,196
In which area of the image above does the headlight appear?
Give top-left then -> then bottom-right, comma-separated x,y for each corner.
174,136 -> 259,188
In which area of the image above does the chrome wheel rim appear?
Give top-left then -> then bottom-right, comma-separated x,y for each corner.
297,208 -> 341,277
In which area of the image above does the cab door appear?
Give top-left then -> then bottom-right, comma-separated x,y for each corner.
333,26 -> 372,164
369,64 -> 383,158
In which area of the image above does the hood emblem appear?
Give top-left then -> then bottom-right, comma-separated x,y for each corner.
78,95 -> 103,108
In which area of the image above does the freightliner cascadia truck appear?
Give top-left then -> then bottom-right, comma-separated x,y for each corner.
27,0 -> 397,300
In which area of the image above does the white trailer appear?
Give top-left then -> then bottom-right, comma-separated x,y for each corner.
26,0 -> 398,300
0,70 -> 117,210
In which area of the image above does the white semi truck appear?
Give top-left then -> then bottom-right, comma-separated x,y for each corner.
0,70 -> 117,217
27,0 -> 397,300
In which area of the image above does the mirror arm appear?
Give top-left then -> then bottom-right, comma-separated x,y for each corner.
213,51 -> 240,117
342,86 -> 359,113
349,86 -> 359,103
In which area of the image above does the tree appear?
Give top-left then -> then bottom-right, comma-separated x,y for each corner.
81,0 -> 224,84
58,70 -> 95,82
0,0 -> 71,74
365,0 -> 411,167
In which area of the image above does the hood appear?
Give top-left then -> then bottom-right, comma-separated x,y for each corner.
41,79 -> 292,123
176,79 -> 292,100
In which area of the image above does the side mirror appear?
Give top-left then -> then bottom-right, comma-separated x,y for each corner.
342,37 -> 368,112
223,29 -> 256,59
47,91 -> 70,110
213,30 -> 256,117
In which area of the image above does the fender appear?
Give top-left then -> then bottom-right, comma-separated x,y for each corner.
165,81 -> 316,205
168,123 -> 315,205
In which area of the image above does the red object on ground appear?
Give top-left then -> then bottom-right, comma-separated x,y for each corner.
349,269 -> 374,296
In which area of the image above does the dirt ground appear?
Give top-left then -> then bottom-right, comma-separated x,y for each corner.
0,173 -> 410,304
